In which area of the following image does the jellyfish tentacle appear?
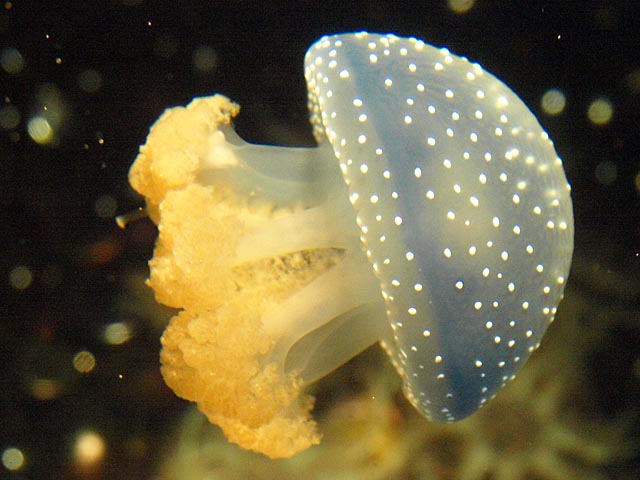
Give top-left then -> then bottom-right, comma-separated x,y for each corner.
264,254 -> 385,378
235,198 -> 358,262
200,132 -> 339,208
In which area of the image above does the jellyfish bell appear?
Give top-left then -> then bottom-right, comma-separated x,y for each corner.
127,32 -> 573,458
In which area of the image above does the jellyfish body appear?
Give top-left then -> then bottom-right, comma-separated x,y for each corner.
305,33 -> 573,422
128,32 -> 573,458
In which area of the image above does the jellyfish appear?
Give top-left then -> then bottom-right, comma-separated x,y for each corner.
127,32 -> 574,458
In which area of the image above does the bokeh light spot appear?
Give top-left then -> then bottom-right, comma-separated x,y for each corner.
0,104 -> 20,129
77,69 -> 103,93
27,116 -> 53,144
448,0 -> 475,14
595,160 -> 617,186
1,447 -> 25,471
103,322 -> 132,345
193,45 -> 218,73
0,47 -> 25,74
94,194 -> 117,219
540,88 -> 566,116
30,378 -> 62,400
73,350 -> 96,373
625,67 -> 640,95
84,238 -> 121,266
587,97 -> 613,125
9,265 -> 33,290
73,430 -> 106,468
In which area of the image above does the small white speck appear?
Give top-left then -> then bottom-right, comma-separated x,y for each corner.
414,167 -> 422,178
443,248 -> 452,258
394,216 -> 403,226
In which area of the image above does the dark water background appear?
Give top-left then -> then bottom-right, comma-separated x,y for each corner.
2,1 -> 639,479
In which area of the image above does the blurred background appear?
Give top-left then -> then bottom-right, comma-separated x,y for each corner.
1,1 -> 639,478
